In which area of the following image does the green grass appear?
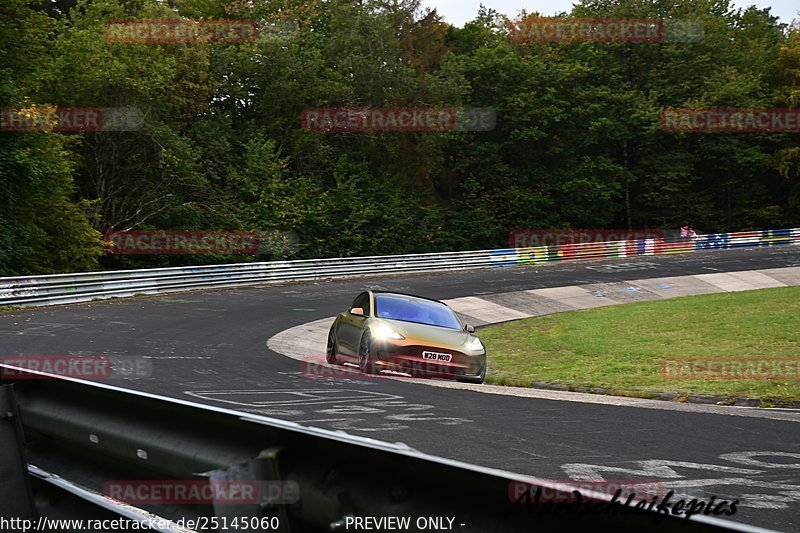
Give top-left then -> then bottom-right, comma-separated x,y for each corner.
480,287 -> 800,404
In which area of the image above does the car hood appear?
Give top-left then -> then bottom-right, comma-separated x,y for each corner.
380,319 -> 471,347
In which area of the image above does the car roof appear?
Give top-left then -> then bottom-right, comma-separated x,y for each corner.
370,291 -> 449,307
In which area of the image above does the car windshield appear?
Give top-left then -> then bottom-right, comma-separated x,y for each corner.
374,294 -> 462,330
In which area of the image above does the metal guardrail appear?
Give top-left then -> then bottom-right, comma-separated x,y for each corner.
1,228 -> 797,308
0,371 -> 767,531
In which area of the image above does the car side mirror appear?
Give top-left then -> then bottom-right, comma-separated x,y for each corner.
350,307 -> 366,317
464,324 -> 475,333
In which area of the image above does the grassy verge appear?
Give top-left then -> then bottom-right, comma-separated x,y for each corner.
480,287 -> 800,404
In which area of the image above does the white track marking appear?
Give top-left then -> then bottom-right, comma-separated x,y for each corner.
719,452 -> 800,469
561,461 -> 763,481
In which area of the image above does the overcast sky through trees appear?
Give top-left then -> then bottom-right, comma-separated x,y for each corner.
425,0 -> 798,27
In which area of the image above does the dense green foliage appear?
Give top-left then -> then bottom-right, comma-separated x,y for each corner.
1,0 -> 798,274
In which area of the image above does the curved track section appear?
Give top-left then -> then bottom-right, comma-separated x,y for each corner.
2,247 -> 800,531
267,265 -> 800,400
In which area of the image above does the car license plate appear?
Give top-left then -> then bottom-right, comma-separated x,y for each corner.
422,351 -> 452,363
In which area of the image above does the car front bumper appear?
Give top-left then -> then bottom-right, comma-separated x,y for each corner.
373,340 -> 486,379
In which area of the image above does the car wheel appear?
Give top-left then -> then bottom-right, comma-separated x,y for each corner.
358,332 -> 376,375
326,327 -> 338,365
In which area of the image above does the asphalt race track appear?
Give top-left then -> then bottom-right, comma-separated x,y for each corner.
2,247 -> 800,532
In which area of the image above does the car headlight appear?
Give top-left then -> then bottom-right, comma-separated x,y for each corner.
466,336 -> 484,351
375,323 -> 405,340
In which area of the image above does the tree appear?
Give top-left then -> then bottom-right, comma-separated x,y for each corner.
0,0 -> 101,275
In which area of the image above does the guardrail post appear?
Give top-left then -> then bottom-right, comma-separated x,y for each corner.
0,385 -> 36,520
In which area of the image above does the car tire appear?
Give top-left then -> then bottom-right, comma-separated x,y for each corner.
358,332 -> 377,375
326,327 -> 338,365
